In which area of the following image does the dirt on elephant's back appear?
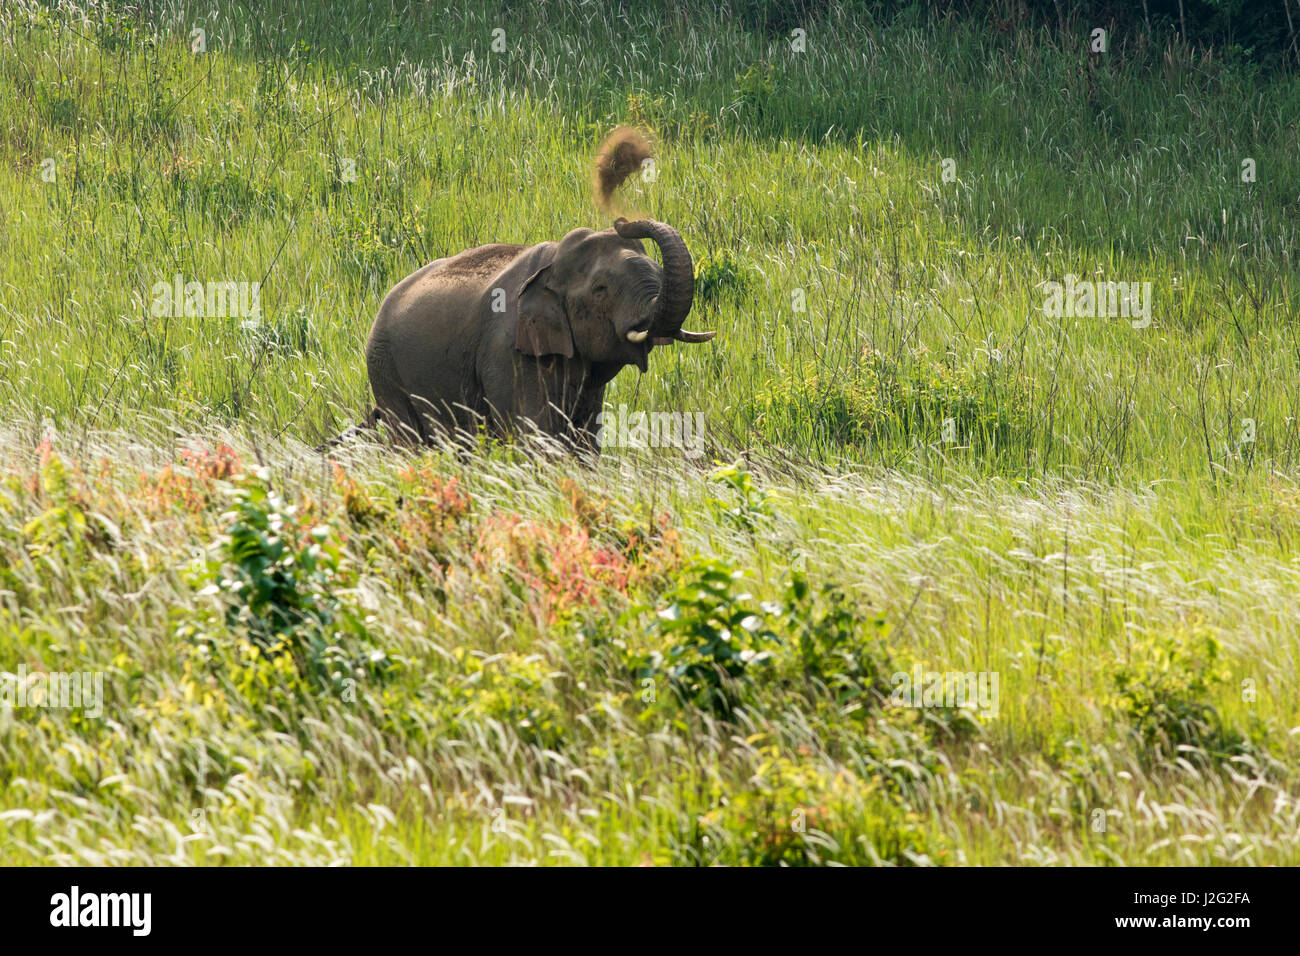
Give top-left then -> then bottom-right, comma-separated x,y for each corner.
438,244 -> 528,277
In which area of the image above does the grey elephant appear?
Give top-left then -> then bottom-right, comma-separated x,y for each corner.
349,217 -> 714,452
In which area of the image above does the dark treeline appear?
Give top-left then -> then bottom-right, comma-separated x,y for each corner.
688,0 -> 1295,66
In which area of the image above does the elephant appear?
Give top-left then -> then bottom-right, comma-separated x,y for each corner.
351,217 -> 715,453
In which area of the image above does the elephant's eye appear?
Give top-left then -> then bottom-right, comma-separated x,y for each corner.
593,283 -> 609,295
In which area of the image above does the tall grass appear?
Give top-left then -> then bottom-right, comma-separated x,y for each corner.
1,0 -> 1297,478
0,1 -> 1297,865
1,424 -> 1296,864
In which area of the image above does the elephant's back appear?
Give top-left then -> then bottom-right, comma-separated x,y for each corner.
378,245 -> 518,307
434,243 -> 529,279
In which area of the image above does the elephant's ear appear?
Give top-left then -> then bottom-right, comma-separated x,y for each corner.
514,254 -> 573,359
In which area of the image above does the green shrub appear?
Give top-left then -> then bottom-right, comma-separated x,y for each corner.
442,649 -> 566,751
782,571 -> 893,709
1109,625 -> 1249,766
734,59 -> 777,119
21,450 -> 117,565
634,558 -> 781,717
693,252 -> 751,306
194,470 -> 390,692
706,460 -> 772,534
333,204 -> 427,287
692,748 -> 948,866
747,352 -> 1033,456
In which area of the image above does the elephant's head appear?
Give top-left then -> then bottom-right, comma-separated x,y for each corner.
514,219 -> 715,372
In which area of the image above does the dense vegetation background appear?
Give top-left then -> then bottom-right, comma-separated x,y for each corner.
0,0 -> 1297,864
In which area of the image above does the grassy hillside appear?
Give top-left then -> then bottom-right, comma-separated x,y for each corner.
1,0 -> 1298,865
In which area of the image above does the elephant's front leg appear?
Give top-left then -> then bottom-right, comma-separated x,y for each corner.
509,358 -> 604,455
568,385 -> 608,457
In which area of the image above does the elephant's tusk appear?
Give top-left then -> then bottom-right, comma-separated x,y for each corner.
626,329 -> 650,343
674,329 -> 717,343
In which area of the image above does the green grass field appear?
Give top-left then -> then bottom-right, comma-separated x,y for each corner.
1,0 -> 1299,865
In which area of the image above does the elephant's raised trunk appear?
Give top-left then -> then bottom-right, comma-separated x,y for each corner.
613,218 -> 715,343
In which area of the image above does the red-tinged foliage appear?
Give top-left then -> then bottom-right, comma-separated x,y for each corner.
474,512 -> 632,625
181,444 -> 242,481
332,462 -> 385,527
393,463 -> 472,554
140,444 -> 243,515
